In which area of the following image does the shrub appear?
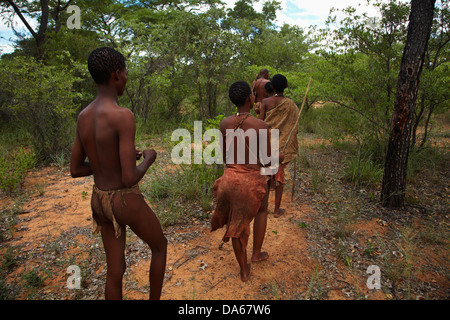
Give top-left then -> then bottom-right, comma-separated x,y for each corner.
0,56 -> 81,164
0,147 -> 36,194
141,163 -> 223,226
343,152 -> 383,188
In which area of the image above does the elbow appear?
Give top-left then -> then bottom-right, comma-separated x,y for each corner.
71,168 -> 84,179
70,162 -> 92,178
70,166 -> 80,178
121,174 -> 136,188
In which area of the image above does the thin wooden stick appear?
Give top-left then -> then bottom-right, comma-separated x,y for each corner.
285,71 -> 313,202
283,70 -> 313,153
291,156 -> 297,201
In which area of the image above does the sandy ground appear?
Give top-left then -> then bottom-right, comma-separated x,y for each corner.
2,166 -> 319,300
1,159 -> 448,300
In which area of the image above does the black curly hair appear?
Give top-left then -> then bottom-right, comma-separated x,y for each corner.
271,74 -> 288,93
88,47 -> 126,84
264,81 -> 274,94
229,81 -> 252,107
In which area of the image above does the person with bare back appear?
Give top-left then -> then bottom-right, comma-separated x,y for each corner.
70,47 -> 167,300
251,68 -> 270,117
211,81 -> 281,282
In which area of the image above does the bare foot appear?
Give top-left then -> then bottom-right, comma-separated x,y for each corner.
240,264 -> 250,282
274,208 -> 285,218
251,251 -> 269,263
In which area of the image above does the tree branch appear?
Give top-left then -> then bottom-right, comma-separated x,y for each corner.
60,0 -> 73,12
330,99 -> 386,131
5,0 -> 38,39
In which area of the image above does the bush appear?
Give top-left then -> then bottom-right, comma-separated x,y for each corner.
407,145 -> 449,183
343,152 -> 383,188
142,163 -> 223,226
0,147 -> 36,194
0,56 -> 81,164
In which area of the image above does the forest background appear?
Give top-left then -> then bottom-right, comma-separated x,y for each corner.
0,0 -> 448,219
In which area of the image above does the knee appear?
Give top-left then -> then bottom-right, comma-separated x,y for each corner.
257,205 -> 268,217
161,236 -> 168,253
151,235 -> 168,256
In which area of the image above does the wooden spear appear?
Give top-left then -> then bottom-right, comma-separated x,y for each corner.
283,70 -> 313,153
284,71 -> 313,201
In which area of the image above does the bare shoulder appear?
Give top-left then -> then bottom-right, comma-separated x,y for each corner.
76,103 -> 94,125
250,116 -> 269,129
112,106 -> 135,133
116,106 -> 134,120
261,96 -> 271,103
219,115 -> 235,132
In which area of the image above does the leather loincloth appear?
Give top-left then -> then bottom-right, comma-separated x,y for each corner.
91,184 -> 142,238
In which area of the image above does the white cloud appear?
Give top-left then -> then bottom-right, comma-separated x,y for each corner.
277,0 -> 391,30
224,0 -> 409,30
0,11 -> 39,54
0,28 -> 16,54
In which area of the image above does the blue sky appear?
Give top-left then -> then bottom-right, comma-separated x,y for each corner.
0,22 -> 19,54
283,0 -> 319,22
275,0 -> 384,29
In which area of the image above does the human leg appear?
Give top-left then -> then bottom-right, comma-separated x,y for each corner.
113,193 -> 167,300
100,222 -> 126,300
273,184 -> 285,218
231,237 -> 250,282
252,186 -> 269,262
129,205 -> 167,300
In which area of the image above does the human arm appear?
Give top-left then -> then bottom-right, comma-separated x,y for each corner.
70,129 -> 93,178
219,119 -> 227,164
259,100 -> 266,120
118,109 -> 156,187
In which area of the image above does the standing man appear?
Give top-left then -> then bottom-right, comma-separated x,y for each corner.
70,47 -> 167,300
251,68 -> 270,117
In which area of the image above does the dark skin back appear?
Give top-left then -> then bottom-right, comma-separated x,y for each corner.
259,93 -> 285,121
251,77 -> 270,103
70,66 -> 166,300
218,91 -> 271,281
220,100 -> 270,170
71,67 -> 155,189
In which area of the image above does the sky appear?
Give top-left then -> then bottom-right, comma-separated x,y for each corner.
0,0 -> 405,55
223,0 -> 398,29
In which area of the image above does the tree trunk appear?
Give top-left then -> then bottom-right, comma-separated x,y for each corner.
380,0 -> 436,207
